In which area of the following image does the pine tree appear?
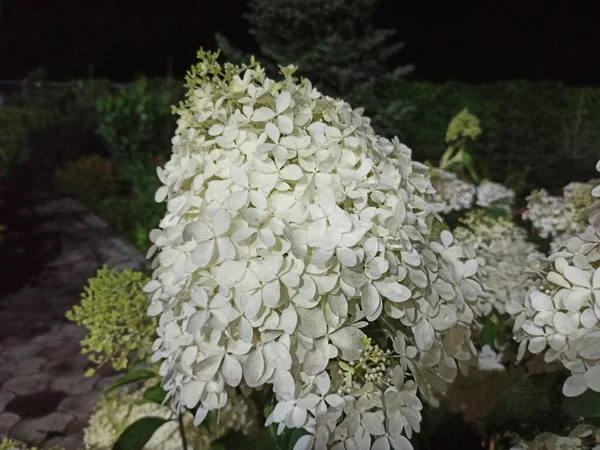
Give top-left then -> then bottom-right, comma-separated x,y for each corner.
216,0 -> 414,137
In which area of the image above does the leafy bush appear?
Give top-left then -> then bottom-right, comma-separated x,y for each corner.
0,437 -> 63,450
93,162 -> 164,252
96,78 -> 181,166
0,108 -> 29,179
396,81 -> 600,194
66,266 -> 157,374
0,107 -> 56,179
54,154 -> 121,205
2,80 -> 112,177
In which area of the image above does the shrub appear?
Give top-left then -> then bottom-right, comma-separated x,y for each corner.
0,107 -> 56,179
0,437 -> 63,450
3,81 -> 111,176
96,78 -> 182,166
66,266 -> 157,374
93,162 -> 164,252
396,81 -> 600,194
0,108 -> 29,179
54,154 -> 121,205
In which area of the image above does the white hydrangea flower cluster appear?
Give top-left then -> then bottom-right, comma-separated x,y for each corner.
509,424 -> 600,450
145,52 -> 484,450
429,171 -> 515,216
475,182 -> 515,211
84,387 -> 200,450
523,180 -> 597,250
84,383 -> 258,449
522,189 -> 567,239
454,212 -> 541,316
509,161 -> 600,399
428,169 -> 475,214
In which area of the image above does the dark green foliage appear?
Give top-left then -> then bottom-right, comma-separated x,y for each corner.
143,383 -> 168,405
0,107 -> 57,179
106,369 -> 158,393
217,0 -> 414,138
488,370 -> 600,440
95,162 -> 165,252
96,78 -> 183,166
0,108 -> 34,179
396,81 -> 600,194
112,417 -> 170,450
54,154 -> 121,205
4,80 -> 112,175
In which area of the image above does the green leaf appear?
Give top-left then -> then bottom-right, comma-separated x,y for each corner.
143,383 -> 167,405
112,417 -> 170,450
482,319 -> 499,349
105,369 -> 157,392
280,428 -> 307,450
462,151 -> 479,183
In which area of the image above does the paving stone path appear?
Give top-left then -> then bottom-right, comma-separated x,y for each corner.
0,193 -> 146,449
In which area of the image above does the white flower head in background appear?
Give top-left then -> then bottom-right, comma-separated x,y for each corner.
454,211 -> 542,316
508,424 -> 600,450
428,168 -> 476,214
477,345 -> 505,372
145,51 -> 483,450
510,159 -> 600,399
475,182 -> 515,211
523,180 -> 598,250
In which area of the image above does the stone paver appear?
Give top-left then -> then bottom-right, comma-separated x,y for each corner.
11,356 -> 47,375
0,412 -> 20,434
51,374 -> 99,395
0,390 -> 16,410
0,193 -> 145,448
42,436 -> 83,450
3,373 -> 53,395
0,371 -> 11,386
8,420 -> 47,445
1,342 -> 43,359
58,390 -> 103,416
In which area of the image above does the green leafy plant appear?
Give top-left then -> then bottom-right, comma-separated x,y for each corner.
96,78 -> 181,166
0,437 -> 63,450
0,107 -> 56,179
439,108 -> 481,183
94,162 -> 164,252
488,371 -> 600,440
54,154 -> 121,205
66,266 -> 157,375
398,80 -> 600,194
217,0 -> 414,137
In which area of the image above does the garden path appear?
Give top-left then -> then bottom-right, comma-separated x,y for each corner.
0,192 -> 146,449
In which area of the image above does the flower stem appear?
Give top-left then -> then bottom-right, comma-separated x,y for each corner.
178,415 -> 188,450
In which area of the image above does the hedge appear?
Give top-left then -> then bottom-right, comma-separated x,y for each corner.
394,80 -> 600,194
2,78 -> 599,196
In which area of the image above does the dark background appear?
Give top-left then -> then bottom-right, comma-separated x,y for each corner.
1,0 -> 599,83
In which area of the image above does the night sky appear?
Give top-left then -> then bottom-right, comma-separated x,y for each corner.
1,0 -> 599,84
